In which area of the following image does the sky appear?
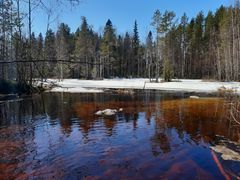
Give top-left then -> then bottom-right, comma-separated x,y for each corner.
30,0 -> 231,41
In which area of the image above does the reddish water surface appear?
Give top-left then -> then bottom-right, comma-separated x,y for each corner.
0,91 -> 239,179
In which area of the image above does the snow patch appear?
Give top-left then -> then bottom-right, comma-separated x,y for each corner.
44,78 -> 240,93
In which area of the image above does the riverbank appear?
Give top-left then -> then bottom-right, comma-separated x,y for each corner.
45,78 -> 240,93
0,80 -> 35,95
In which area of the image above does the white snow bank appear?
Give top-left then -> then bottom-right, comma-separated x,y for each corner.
45,78 -> 240,93
50,87 -> 103,93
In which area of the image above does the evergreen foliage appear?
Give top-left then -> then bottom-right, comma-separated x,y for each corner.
1,1 -> 240,93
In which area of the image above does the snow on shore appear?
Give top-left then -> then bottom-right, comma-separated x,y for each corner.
47,78 -> 240,93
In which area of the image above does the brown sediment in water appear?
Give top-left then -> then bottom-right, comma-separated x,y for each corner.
73,98 -> 239,142
73,98 -> 225,117
1,94 -> 240,179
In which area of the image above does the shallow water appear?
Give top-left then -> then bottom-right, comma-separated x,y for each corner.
0,91 -> 239,179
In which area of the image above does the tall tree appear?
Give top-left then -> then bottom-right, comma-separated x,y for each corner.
123,32 -> 132,77
132,20 -> 140,77
146,31 -> 154,81
36,33 -> 45,83
152,10 -> 175,82
75,17 -> 91,78
116,35 -> 124,77
151,10 -> 162,82
179,13 -> 188,78
44,29 -> 56,77
101,19 -> 117,77
161,10 -> 176,81
0,0 -> 17,80
193,11 -> 204,78
56,23 -> 72,80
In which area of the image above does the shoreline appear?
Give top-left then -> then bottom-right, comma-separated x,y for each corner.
44,78 -> 240,93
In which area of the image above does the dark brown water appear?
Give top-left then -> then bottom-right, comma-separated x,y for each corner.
0,91 -> 239,179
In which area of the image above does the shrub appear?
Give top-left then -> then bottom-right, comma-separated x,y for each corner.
218,86 -> 240,126
0,80 -> 32,94
162,59 -> 173,82
0,80 -> 17,94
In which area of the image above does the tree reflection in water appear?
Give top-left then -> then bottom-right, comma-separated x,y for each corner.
0,91 -> 239,179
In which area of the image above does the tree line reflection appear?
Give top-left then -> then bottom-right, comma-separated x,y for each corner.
0,91 -> 240,178
1,92 -> 239,143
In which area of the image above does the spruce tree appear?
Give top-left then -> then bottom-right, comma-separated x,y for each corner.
123,32 -> 132,77
75,16 -> 91,78
44,29 -> 56,77
56,23 -> 71,80
132,20 -> 140,77
146,31 -> 153,81
101,19 -> 117,77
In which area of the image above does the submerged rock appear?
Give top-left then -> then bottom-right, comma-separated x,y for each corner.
116,89 -> 134,95
211,145 -> 240,161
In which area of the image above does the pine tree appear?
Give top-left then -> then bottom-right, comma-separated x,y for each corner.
179,13 -> 188,78
36,33 -> 46,82
152,10 -> 175,82
123,32 -> 132,77
44,29 -> 56,77
162,11 -> 175,81
204,11 -> 216,79
0,0 -> 17,81
56,23 -> 71,80
75,17 -> 94,79
29,32 -> 38,78
151,10 -> 162,82
146,31 -> 154,81
186,18 -> 195,78
116,35 -> 124,77
12,32 -> 26,84
132,20 -> 140,77
101,19 -> 117,77
193,11 -> 204,78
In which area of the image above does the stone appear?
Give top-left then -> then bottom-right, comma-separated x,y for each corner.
95,110 -> 103,116
95,109 -> 118,116
211,145 -> 240,161
190,96 -> 200,99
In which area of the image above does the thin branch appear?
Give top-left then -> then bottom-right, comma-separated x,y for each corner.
230,111 -> 240,125
0,59 -> 102,65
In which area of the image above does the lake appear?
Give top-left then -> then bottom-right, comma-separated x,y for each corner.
0,91 -> 239,179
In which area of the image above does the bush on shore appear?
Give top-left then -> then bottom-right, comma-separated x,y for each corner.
0,80 -> 34,94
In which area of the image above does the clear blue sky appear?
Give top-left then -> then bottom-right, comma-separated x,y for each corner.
31,0 -> 231,41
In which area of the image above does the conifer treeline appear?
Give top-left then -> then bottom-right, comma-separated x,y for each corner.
1,1 -> 240,85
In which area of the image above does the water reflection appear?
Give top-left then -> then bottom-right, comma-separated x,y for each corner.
0,91 -> 239,179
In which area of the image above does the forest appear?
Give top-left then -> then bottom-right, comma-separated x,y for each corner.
1,0 -> 240,93
1,1 -> 240,179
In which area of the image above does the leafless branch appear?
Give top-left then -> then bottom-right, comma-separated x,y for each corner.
0,59 -> 102,65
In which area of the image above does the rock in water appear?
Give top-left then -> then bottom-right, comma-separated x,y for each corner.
102,109 -> 117,116
95,110 -> 103,116
95,109 -> 118,116
190,96 -> 200,99
211,145 -> 240,161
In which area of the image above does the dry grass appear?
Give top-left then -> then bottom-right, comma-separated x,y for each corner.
218,86 -> 240,126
